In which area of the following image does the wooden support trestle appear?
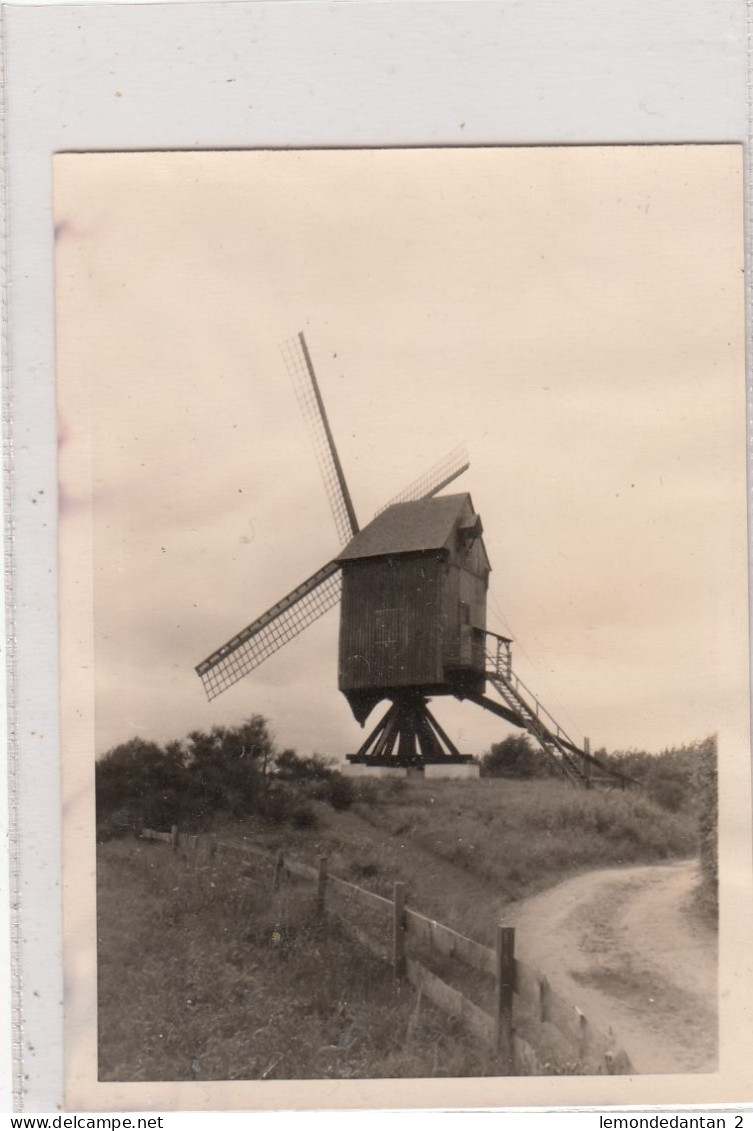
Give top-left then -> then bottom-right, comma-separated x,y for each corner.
346,694 -> 472,767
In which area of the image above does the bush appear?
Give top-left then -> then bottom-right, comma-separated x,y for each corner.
481,735 -> 555,779
326,773 -> 355,810
275,750 -> 354,811
96,808 -> 138,843
275,749 -> 333,780
595,743 -> 704,814
95,739 -> 187,837
257,783 -> 294,825
291,803 -> 318,829
352,779 -> 384,807
95,718 -> 330,836
695,736 -> 718,913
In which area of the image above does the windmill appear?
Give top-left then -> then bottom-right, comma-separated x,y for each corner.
196,333 -> 629,786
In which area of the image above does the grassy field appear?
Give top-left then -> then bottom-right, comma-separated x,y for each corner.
97,838 -> 500,1081
211,776 -> 696,944
98,776 -> 698,1080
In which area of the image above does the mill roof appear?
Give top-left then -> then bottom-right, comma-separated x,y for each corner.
336,493 -> 475,562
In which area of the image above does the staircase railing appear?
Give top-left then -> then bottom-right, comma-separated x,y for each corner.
484,641 -> 579,753
479,630 -> 636,789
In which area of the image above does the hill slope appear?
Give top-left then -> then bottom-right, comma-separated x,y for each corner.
97,777 -> 703,1080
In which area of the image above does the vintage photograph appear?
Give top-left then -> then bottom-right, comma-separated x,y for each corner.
55,146 -> 747,1096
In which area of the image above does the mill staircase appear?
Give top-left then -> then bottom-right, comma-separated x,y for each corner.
462,632 -> 633,789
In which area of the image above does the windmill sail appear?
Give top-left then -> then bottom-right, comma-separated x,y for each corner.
280,332 -> 359,547
196,560 -> 341,700
375,443 -> 469,516
197,450 -> 470,701
197,336 -> 470,704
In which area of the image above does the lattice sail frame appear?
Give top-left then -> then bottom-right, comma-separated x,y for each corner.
375,442 -> 469,515
196,561 -> 341,700
280,333 -> 359,548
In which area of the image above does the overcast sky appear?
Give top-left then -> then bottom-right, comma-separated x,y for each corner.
54,146 -> 745,760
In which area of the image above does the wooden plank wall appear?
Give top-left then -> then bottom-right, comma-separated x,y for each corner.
339,555 -> 444,690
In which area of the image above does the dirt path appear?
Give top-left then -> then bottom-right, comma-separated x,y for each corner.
504,859 -> 717,1074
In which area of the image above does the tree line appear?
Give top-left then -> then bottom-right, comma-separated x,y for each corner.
480,733 -> 715,812
97,717 -> 717,914
95,716 -> 355,840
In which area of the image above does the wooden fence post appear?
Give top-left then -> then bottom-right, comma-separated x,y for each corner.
393,882 -> 406,980
538,975 -> 551,1023
495,925 -> 515,1071
170,825 -> 179,852
273,849 -> 284,891
316,855 -> 328,917
576,1008 -> 589,1063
